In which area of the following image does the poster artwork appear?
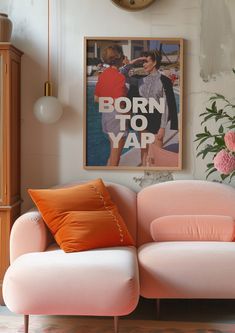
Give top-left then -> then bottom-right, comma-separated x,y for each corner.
84,38 -> 183,170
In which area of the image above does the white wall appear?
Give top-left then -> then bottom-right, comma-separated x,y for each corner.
1,0 -> 235,211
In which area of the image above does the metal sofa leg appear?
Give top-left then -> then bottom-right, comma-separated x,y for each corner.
156,299 -> 160,320
114,316 -> 119,333
24,315 -> 29,333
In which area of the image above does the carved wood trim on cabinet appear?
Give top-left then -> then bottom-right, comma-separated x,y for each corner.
0,44 -> 23,303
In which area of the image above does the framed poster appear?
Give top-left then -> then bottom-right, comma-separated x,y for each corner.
84,37 -> 183,170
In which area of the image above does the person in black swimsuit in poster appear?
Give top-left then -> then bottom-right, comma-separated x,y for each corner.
122,50 -> 178,166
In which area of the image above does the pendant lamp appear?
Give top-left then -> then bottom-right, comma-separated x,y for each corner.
33,0 -> 63,124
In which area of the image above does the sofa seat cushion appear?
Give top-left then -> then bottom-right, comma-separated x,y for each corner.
138,242 -> 235,299
3,246 -> 139,316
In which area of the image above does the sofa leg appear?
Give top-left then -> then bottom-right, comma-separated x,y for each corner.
156,299 -> 160,320
24,315 -> 29,333
114,316 -> 119,333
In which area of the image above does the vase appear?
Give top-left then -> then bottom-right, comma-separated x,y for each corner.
0,13 -> 12,42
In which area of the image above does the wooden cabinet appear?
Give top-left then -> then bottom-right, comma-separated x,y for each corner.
0,44 -> 22,303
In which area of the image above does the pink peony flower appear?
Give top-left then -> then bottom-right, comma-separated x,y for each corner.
213,149 -> 235,174
224,130 -> 235,152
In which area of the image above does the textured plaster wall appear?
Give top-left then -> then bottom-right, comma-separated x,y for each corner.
200,0 -> 235,81
0,0 -> 235,211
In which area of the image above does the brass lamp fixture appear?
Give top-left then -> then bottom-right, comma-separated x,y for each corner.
34,0 -> 63,124
111,0 -> 156,11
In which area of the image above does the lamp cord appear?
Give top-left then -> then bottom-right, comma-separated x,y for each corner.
47,0 -> 51,83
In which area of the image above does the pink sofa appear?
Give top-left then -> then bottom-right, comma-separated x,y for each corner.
3,180 -> 235,332
138,180 -> 235,299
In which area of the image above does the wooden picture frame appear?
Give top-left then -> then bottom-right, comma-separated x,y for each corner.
84,37 -> 183,170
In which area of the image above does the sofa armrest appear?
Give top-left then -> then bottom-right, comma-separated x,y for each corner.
10,210 -> 52,263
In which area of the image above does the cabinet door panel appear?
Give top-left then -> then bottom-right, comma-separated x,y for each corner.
0,45 -> 22,303
0,53 -> 7,205
9,55 -> 21,204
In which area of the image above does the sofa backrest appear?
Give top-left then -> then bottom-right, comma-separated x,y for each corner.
137,180 -> 235,246
106,183 -> 137,245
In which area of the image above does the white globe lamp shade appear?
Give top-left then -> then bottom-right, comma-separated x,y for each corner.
34,95 -> 63,124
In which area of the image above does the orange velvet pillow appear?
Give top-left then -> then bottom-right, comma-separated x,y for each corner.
28,179 -> 134,252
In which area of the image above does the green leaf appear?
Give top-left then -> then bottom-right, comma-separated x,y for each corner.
206,163 -> 215,172
198,144 -> 221,156
204,126 -> 211,135
209,94 -> 225,101
202,147 -> 213,159
205,107 -> 214,114
214,136 -> 225,147
215,93 -> 225,99
195,133 -> 208,139
201,114 -> 216,125
223,103 -> 232,109
194,133 -> 210,142
196,148 -> 213,158
206,168 -> 217,179
209,145 -> 222,152
199,112 -> 209,117
221,173 -> 230,180
229,171 -> 235,181
211,101 -> 217,112
209,96 -> 220,101
218,124 -> 224,133
196,137 -> 210,149
196,151 -> 204,158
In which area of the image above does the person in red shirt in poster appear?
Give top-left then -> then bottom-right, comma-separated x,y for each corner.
94,45 -> 128,166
